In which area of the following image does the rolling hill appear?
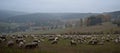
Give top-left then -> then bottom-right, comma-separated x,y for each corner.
0,10 -> 120,33
0,10 -> 28,22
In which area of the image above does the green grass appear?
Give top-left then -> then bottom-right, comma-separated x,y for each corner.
2,22 -> 120,53
1,37 -> 120,53
12,22 -> 120,35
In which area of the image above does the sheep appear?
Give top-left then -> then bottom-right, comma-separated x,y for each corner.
70,40 -> 77,46
23,35 -> 28,38
88,39 -> 98,45
0,35 -> 7,42
7,40 -> 14,47
40,39 -> 45,42
10,35 -> 16,39
18,41 -> 24,48
51,40 -> 58,44
16,39 -> 24,44
33,39 -> 41,43
55,37 -> 59,41
25,42 -> 38,49
48,37 -> 55,41
77,38 -> 84,44
114,38 -> 120,43
105,37 -> 111,42
63,36 -> 69,40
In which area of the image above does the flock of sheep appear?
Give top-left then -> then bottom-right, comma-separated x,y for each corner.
0,34 -> 120,49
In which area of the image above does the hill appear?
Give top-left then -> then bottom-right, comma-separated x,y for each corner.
0,10 -> 28,22
0,10 -> 120,33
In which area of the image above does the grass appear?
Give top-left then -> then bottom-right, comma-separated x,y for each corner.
0,36 -> 120,53
1,22 -> 120,53
12,22 -> 120,35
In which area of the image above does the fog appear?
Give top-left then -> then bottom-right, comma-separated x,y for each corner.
0,0 -> 120,13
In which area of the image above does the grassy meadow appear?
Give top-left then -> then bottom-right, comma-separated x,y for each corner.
0,22 -> 120,53
0,35 -> 120,53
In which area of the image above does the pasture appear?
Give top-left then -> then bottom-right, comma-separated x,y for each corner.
0,34 -> 120,53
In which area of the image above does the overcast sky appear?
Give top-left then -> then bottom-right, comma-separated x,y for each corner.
0,0 -> 120,13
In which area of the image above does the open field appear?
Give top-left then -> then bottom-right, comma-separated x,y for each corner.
0,34 -> 120,53
1,22 -> 120,53
13,22 -> 120,35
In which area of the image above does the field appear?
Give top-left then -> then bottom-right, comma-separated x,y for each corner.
0,22 -> 120,53
0,35 -> 120,53
13,22 -> 120,35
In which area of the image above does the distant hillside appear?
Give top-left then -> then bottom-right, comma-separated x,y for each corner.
6,13 -> 63,26
59,13 -> 99,19
0,10 -> 27,22
1,13 -> 98,27
4,11 -> 120,26
5,13 -> 99,23
7,13 -> 57,23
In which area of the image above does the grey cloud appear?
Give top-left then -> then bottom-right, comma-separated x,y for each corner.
0,0 -> 120,13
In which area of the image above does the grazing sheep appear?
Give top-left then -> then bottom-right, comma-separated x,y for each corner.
7,40 -> 14,47
88,39 -> 98,45
51,40 -> 58,44
77,39 -> 84,44
0,35 -> 7,41
11,36 -> 16,39
33,39 -> 41,43
77,38 -> 85,44
23,35 -> 28,38
105,38 -> 110,42
10,35 -> 16,39
40,39 -> 45,42
70,40 -> 77,46
48,37 -> 55,41
16,39 -> 24,44
18,41 -> 24,48
114,38 -> 120,43
55,37 -> 59,41
25,42 -> 38,48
